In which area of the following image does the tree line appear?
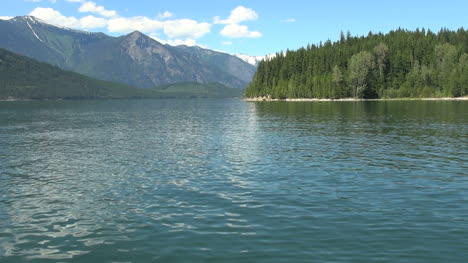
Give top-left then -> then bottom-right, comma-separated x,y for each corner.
245,28 -> 468,99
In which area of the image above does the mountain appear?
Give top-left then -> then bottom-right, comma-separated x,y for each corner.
0,16 -> 256,89
234,53 -> 277,66
0,48 -> 242,100
245,28 -> 468,99
0,47 -> 146,99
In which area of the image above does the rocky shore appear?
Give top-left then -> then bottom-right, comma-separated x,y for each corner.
244,96 -> 468,102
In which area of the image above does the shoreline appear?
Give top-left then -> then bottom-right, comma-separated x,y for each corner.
0,96 -> 242,102
244,96 -> 468,102
1,96 -> 467,102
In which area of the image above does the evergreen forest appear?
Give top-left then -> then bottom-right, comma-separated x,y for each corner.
0,48 -> 242,100
245,28 -> 468,99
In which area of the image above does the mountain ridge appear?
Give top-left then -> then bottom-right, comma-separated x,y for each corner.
0,16 -> 256,89
0,47 -> 242,99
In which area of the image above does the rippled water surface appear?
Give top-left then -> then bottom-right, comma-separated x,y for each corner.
0,99 -> 467,262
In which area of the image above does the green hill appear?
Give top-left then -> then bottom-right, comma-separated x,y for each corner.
0,48 -> 242,100
245,28 -> 468,99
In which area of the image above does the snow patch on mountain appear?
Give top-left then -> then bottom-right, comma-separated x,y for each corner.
233,53 -> 277,66
12,16 -> 100,35
26,21 -> 45,44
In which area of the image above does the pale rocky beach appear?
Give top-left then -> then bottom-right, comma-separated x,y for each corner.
244,96 -> 468,102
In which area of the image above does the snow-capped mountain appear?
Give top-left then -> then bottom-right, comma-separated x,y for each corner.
234,53 -> 277,66
0,16 -> 256,89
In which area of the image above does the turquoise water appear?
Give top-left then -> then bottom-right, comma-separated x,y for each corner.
0,99 -> 467,262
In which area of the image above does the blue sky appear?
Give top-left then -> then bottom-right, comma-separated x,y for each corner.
1,0 -> 467,56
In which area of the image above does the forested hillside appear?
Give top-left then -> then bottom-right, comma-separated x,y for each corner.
0,48 -> 148,99
0,48 -> 242,99
245,28 -> 468,99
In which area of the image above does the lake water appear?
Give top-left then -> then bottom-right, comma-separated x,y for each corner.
0,99 -> 467,262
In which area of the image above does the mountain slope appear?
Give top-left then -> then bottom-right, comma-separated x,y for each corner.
0,16 -> 256,89
0,47 -> 148,99
0,48 -> 242,99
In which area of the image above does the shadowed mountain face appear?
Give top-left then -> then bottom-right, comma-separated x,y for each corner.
0,47 -> 243,99
0,16 -> 256,89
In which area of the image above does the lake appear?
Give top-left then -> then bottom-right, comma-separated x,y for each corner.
0,99 -> 467,262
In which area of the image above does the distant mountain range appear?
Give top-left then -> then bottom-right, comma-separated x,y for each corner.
233,53 -> 277,66
0,48 -> 242,100
0,16 -> 256,89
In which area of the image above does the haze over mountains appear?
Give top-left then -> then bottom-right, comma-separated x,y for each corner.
0,47 -> 243,100
0,16 -> 257,89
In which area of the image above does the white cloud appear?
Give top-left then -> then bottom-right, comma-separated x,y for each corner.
163,19 -> 211,39
29,7 -> 107,29
79,1 -> 117,18
222,41 -> 233,45
30,7 -> 79,28
214,6 -> 258,24
29,2 -> 211,42
79,15 -> 107,29
107,16 -> 162,33
0,16 -> 13,20
158,11 -> 173,19
149,34 -> 207,48
215,6 -> 261,39
107,17 -> 210,39
220,24 -> 261,38
168,38 -> 197,46
283,18 -> 296,23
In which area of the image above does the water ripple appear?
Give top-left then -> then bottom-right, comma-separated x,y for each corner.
0,99 -> 467,262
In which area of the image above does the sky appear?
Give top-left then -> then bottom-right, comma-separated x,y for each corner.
1,0 -> 467,56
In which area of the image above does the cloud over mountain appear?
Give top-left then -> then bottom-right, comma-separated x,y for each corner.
214,6 -> 261,38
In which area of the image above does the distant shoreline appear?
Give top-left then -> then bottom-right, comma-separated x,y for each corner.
244,97 -> 468,102
0,96 -> 242,102
2,97 -> 467,102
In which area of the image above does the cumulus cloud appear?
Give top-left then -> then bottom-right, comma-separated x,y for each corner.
30,7 -> 80,27
28,2 -> 211,45
0,16 -> 13,20
79,1 -> 117,18
166,38 -> 197,47
163,19 -> 211,39
107,16 -> 162,33
215,6 -> 261,39
79,15 -> 107,29
108,17 -> 210,40
214,6 -> 258,24
220,23 -> 261,38
149,34 -> 207,48
29,7 -> 107,29
158,11 -> 174,19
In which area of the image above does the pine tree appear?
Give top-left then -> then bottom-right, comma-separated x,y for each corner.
245,28 -> 468,99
